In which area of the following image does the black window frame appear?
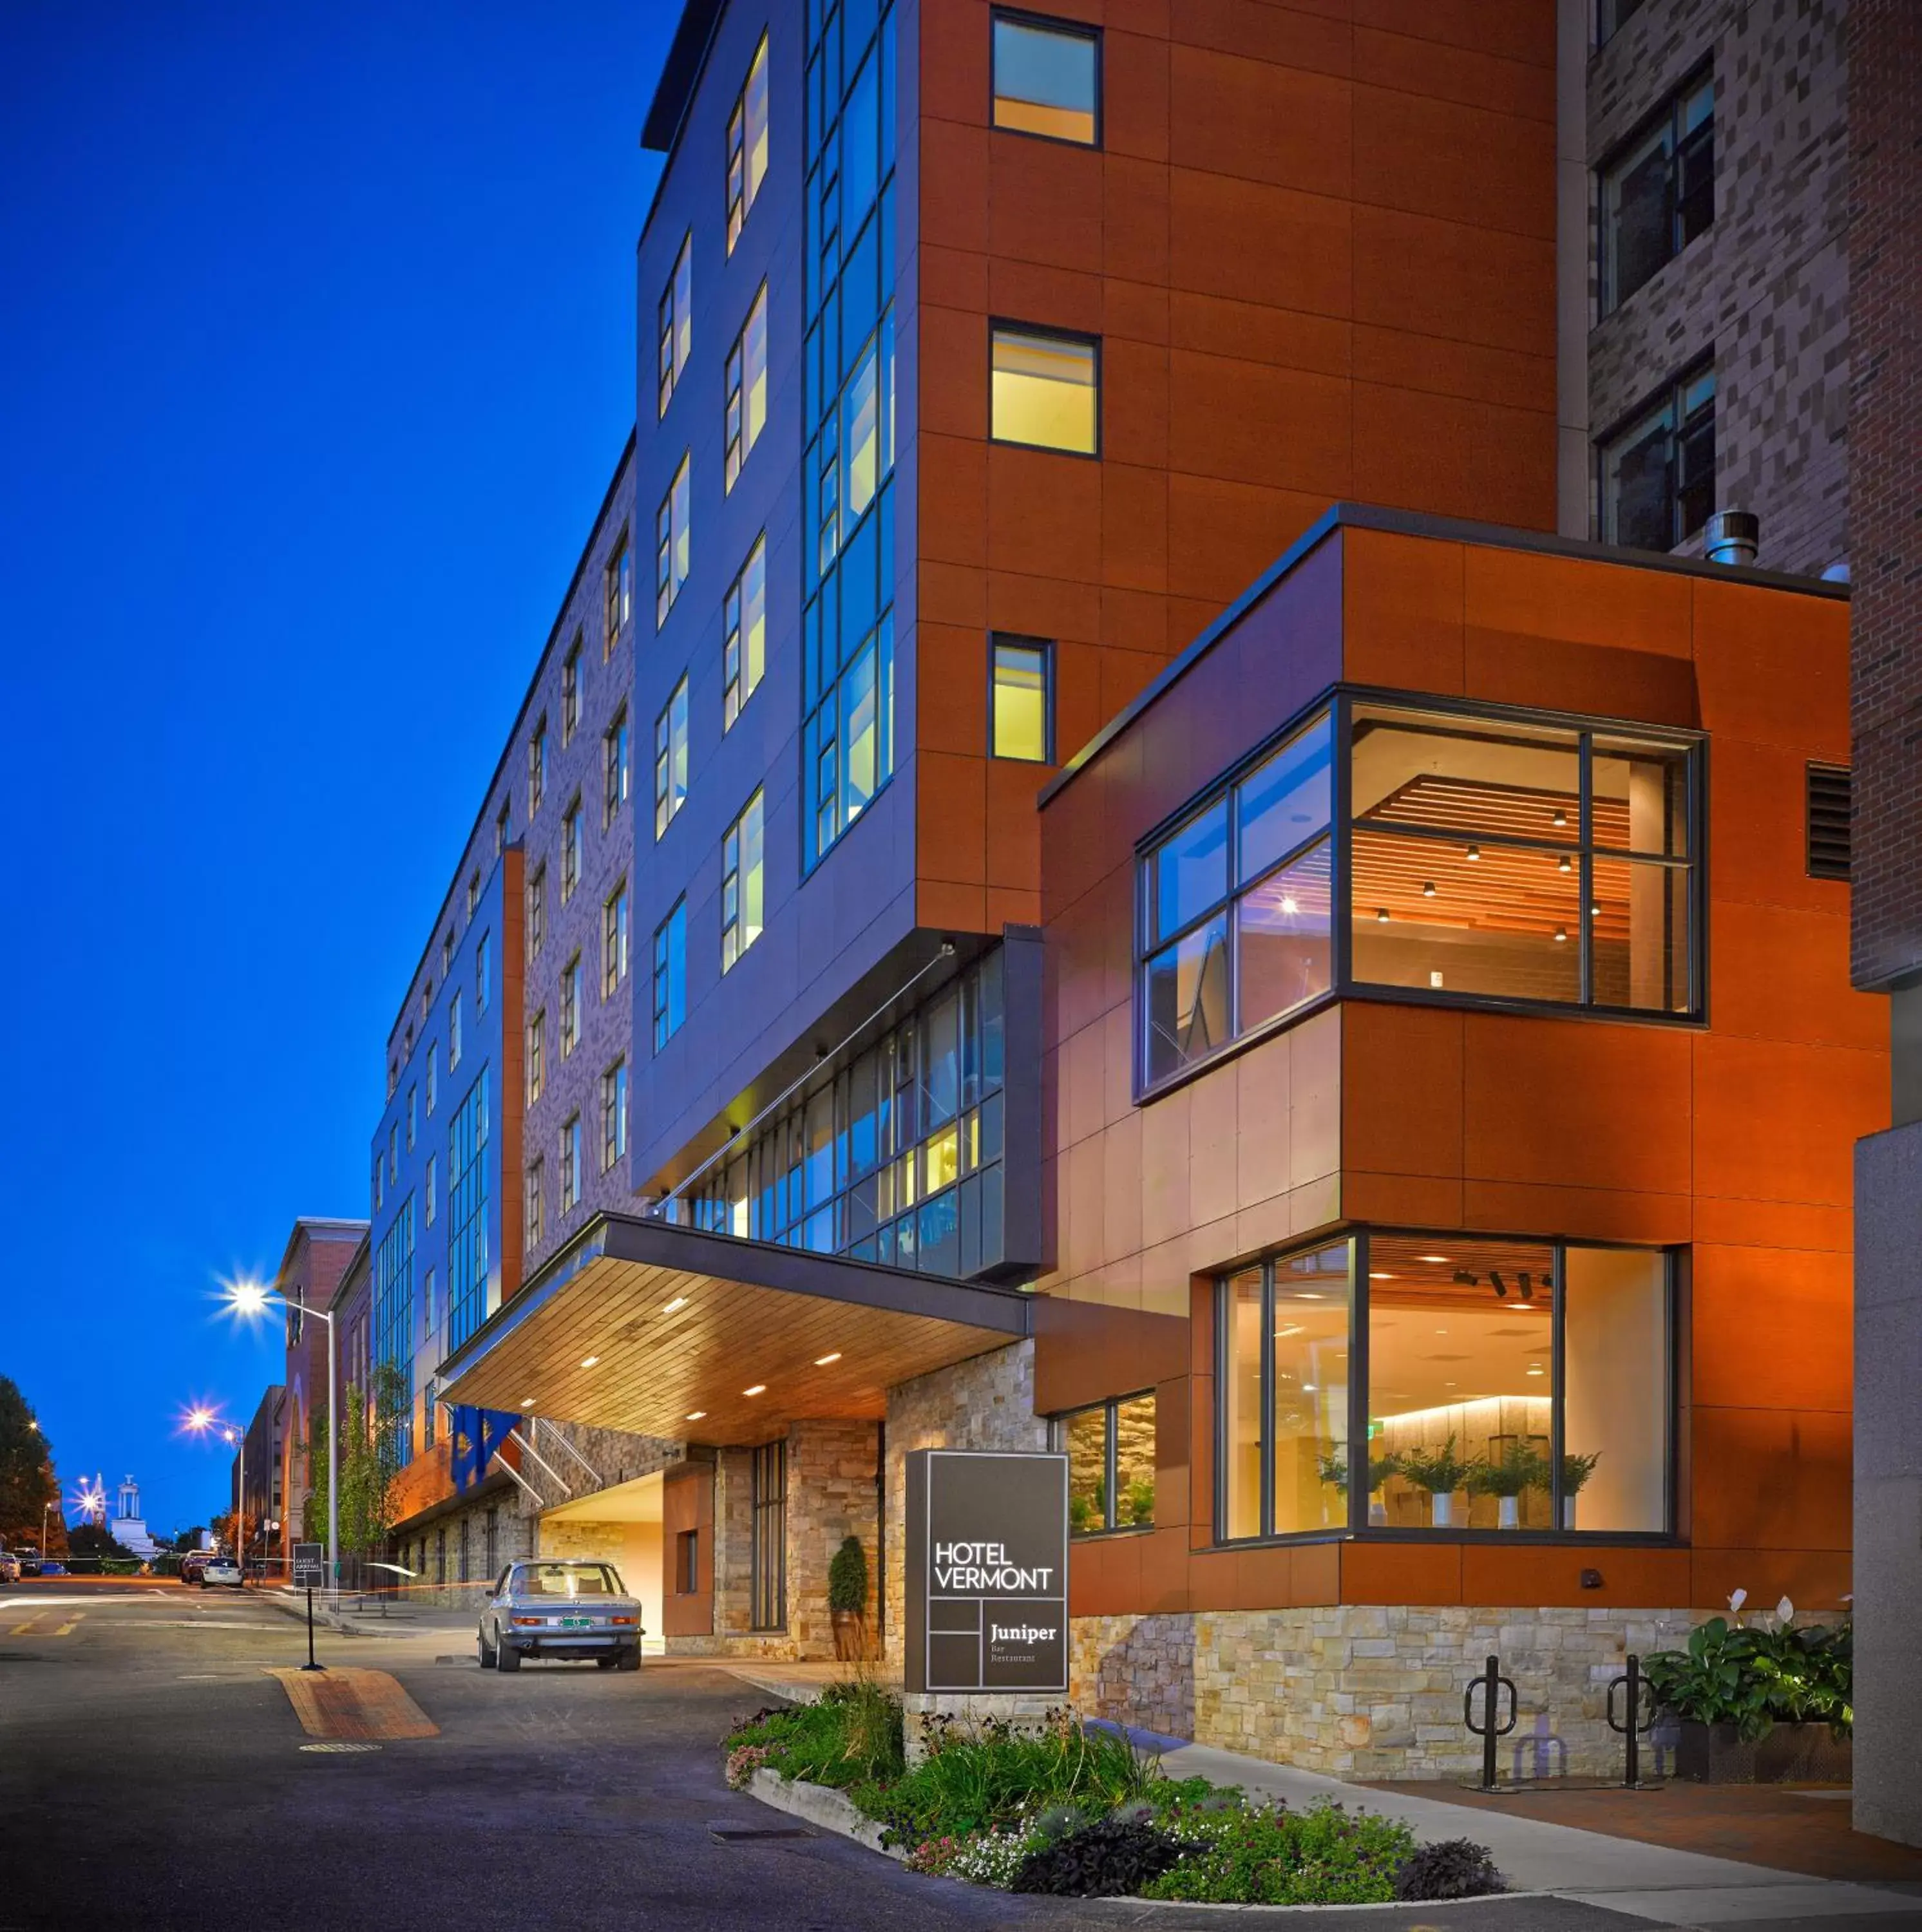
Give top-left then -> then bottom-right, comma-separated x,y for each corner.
1598,361 -> 1717,553
1213,1229 -> 1680,1548
988,319 -> 1102,460
1050,1390 -> 1156,1538
674,1527 -> 699,1595
748,1439 -> 786,1630
988,634 -> 1054,763
989,8 -> 1103,149
1133,688 -> 1706,1103
1599,66 -> 1714,317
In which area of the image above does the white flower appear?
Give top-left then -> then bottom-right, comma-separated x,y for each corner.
1777,1596 -> 1794,1626
1727,1588 -> 1747,1615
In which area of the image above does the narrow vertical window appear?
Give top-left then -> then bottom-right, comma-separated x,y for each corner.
1600,71 -> 1713,316
652,899 -> 687,1049
726,32 -> 770,255
424,1153 -> 437,1228
450,990 -> 464,1070
604,707 -> 630,827
561,955 -> 582,1056
604,882 -> 629,996
475,931 -> 491,1014
495,800 -> 510,857
560,1116 -> 582,1213
658,231 -> 692,417
525,1160 -> 544,1251
406,1085 -> 417,1151
991,325 -> 1099,454
723,535 -> 768,730
605,534 -> 631,655
1601,365 -> 1715,552
992,14 -> 1100,146
722,790 -> 766,971
561,797 -> 583,900
526,1011 -> 544,1104
526,864 -> 546,961
654,677 -> 690,837
426,1043 -> 438,1115
990,638 -> 1052,762
655,453 -> 691,627
529,717 -> 548,814
602,1059 -> 628,1170
725,284 -> 769,492
562,638 -> 582,743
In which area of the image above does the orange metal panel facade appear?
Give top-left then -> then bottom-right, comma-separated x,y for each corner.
1036,518 -> 1880,1615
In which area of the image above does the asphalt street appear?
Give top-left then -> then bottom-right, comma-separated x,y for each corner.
0,1579 -> 1908,1932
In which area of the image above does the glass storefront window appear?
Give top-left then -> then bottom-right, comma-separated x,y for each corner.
1216,1230 -> 1672,1541
1056,1392 -> 1156,1536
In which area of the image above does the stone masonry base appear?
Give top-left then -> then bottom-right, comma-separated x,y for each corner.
1072,1604 -> 1698,1779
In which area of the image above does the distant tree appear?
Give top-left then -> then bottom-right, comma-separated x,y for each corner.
338,1363 -> 407,1559
173,1525 -> 209,1553
0,1376 -> 59,1549
301,1398 -> 330,1542
68,1520 -> 135,1560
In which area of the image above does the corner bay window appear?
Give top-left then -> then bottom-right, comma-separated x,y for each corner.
1138,697 -> 1699,1090
1055,1392 -> 1155,1536
1219,1233 -> 1671,1541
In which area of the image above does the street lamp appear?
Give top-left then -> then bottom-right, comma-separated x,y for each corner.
222,1425 -> 246,1576
41,1499 -> 53,1557
223,1277 -> 339,1607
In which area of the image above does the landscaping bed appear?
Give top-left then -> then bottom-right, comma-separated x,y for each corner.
723,1682 -> 1505,1906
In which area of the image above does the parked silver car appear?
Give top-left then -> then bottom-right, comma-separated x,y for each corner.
478,1560 -> 643,1672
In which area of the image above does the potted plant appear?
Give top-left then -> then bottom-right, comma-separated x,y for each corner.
828,1535 -> 869,1662
1318,1447 -> 1404,1524
1559,1451 -> 1600,1530
1398,1436 -> 1476,1530
1467,1442 -> 1546,1530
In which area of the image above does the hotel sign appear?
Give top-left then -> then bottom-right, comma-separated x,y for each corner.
905,1449 -> 1069,1695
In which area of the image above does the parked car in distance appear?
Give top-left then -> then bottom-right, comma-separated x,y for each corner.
179,1551 -> 214,1587
0,1552 -> 20,1584
17,1555 -> 43,1578
37,1561 -> 66,1577
200,1558 -> 243,1589
478,1561 -> 642,1672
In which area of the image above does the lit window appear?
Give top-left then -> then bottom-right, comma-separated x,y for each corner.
723,535 -> 767,730
526,1011 -> 544,1105
1055,1393 -> 1154,1536
1601,71 -> 1713,316
992,14 -> 1099,145
604,882 -> 629,997
602,708 -> 629,828
652,899 -> 687,1050
562,797 -> 583,902
724,285 -> 769,492
529,717 -> 548,815
655,454 -> 691,626
562,638 -> 582,743
560,1116 -> 582,1214
658,231 -> 692,417
476,931 -> 491,1014
991,638 -> 1051,762
561,955 -> 582,1057
605,533 -> 631,654
991,325 -> 1098,454
1600,365 -> 1715,552
842,336 -> 880,520
525,1160 -> 544,1251
526,864 -> 546,961
726,33 -> 770,254
602,1059 -> 627,1171
722,790 -> 765,972
654,677 -> 690,838
450,990 -> 464,1070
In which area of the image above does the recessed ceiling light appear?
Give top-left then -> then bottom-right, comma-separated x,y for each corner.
743,1384 -> 766,1397
1422,881 -> 1436,898
1416,1254 -> 1451,1264
1369,1271 -> 1393,1280
580,1355 -> 599,1368
1375,907 -> 1391,923
1554,926 -> 1569,943
1295,1292 -> 1325,1300
814,1352 -> 842,1366
1465,844 -> 1481,862
520,1398 -> 535,1409
685,1410 -> 706,1421
663,1296 -> 689,1314
1526,1365 -> 1545,1377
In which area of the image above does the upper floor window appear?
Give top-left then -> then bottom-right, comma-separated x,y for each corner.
1054,1392 -> 1154,1537
721,789 -> 765,971
1138,698 -> 1700,1092
524,1160 -> 544,1252
561,797 -> 583,902
1601,71 -> 1713,316
990,637 -> 1051,762
526,864 -> 547,961
602,1059 -> 627,1171
1597,0 -> 1649,49
388,1123 -> 399,1186
604,708 -> 630,827
603,882 -> 630,997
560,1115 -> 582,1215
726,32 -> 770,254
426,1043 -> 438,1115
992,13 -> 1099,145
725,285 -> 770,493
424,1153 -> 437,1228
991,324 -> 1098,455
495,800 -> 510,857
654,677 -> 690,838
1600,365 -> 1715,552
449,990 -> 464,1070
605,533 -> 632,654
467,871 -> 480,919
561,954 -> 582,1057
526,1010 -> 545,1104
652,898 -> 687,1050
406,1084 -> 417,1151
656,454 -> 691,627
475,931 -> 491,1014
529,717 -> 549,815
441,931 -> 453,977
724,534 -> 767,730
562,637 -> 582,743
658,231 -> 692,417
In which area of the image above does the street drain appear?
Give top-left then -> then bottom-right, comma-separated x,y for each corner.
709,1823 -> 813,1842
300,1741 -> 383,1754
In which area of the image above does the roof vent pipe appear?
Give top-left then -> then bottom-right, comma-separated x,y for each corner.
1704,510 -> 1760,567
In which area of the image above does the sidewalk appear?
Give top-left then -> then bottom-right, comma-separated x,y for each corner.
258,1586 -> 474,1640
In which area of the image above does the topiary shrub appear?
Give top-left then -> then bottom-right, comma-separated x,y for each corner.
1393,1838 -> 1507,1901
827,1535 -> 868,1614
1011,1818 -> 1183,1897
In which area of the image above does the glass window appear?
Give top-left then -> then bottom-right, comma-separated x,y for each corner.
526,864 -> 546,961
725,285 -> 769,491
724,535 -> 768,730
1601,365 -> 1715,551
655,453 -> 691,627
654,677 -> 690,838
1597,0 -> 1646,43
426,1043 -> 438,1115
1601,71 -> 1713,316
562,639 -> 582,742
991,325 -> 1098,454
1143,914 -> 1228,1086
526,1010 -> 544,1104
561,798 -> 582,900
604,708 -> 629,827
992,14 -> 1099,144
657,231 -> 692,417
560,1115 -> 582,1213
524,1159 -> 544,1251
446,1071 -> 491,1356
528,717 -> 547,814
561,955 -> 581,1056
475,931 -> 491,1014
1563,1246 -> 1669,1532
1237,841 -> 1332,1034
606,536 -> 632,653
603,883 -> 629,996
1152,800 -> 1228,946
844,336 -> 880,520
990,638 -> 1051,762
727,33 -> 770,256
1239,715 -> 1333,883
449,990 -> 463,1070
424,1153 -> 436,1227
749,1439 -> 785,1629
1058,1392 -> 1155,1535
602,1059 -> 627,1171
722,790 -> 766,971
652,899 -> 687,1050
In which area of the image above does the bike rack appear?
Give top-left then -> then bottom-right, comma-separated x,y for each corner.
1463,1653 -> 1519,1791
1605,1653 -> 1664,1789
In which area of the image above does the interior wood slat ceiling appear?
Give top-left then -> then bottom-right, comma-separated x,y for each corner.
445,1256 -> 1016,1445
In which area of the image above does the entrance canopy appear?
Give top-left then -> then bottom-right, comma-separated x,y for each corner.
437,1214 -> 1033,1445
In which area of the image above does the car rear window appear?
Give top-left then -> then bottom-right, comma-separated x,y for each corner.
513,1564 -> 621,1597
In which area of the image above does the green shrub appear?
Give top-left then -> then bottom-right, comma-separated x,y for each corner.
1142,1799 -> 1416,1906
1642,1615 -> 1852,1741
827,1536 -> 868,1615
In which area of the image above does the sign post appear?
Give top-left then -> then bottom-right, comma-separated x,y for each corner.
292,1542 -> 325,1672
905,1450 -> 1069,1696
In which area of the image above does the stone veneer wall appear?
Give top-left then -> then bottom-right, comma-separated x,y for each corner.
1073,1604 -> 1700,1779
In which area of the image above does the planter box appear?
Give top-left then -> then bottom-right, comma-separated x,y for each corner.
1671,1720 -> 1852,1785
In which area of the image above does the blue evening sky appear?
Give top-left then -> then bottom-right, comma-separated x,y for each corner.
0,2 -> 674,1532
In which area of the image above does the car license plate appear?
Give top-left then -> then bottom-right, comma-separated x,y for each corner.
559,1616 -> 591,1629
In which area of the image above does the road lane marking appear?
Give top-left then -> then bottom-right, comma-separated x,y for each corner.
266,1667 -> 439,1741
10,1620 -> 44,1635
52,1617 -> 82,1636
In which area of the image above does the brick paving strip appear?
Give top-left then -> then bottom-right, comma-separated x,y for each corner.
265,1667 -> 439,1741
